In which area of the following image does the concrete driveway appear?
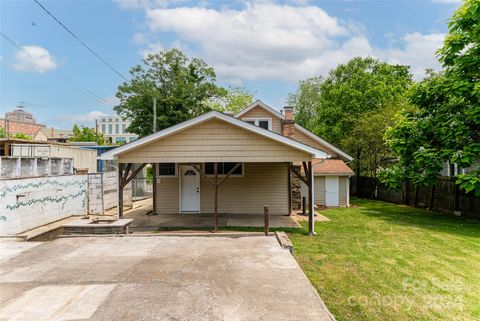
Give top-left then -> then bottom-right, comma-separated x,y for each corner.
0,236 -> 334,321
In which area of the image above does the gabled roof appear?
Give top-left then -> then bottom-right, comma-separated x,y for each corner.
294,124 -> 353,161
100,111 -> 327,160
234,99 -> 285,119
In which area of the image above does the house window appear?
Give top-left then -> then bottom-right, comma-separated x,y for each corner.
108,124 -> 112,134
122,124 -> 126,133
101,124 -> 106,134
242,118 -> 272,130
258,120 -> 269,130
115,124 -> 119,134
204,162 -> 243,176
158,163 -> 176,176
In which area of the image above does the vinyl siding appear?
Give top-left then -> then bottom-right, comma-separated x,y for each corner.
155,176 -> 179,214
339,176 -> 347,207
300,176 -> 325,206
155,162 -> 289,215
118,118 -> 311,163
292,130 -> 338,158
240,106 -> 282,134
200,163 -> 288,215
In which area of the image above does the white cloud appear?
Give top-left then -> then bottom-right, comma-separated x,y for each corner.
125,2 -> 444,82
114,0 -> 185,10
379,32 -> 444,79
12,46 -> 58,73
140,42 -> 164,58
56,110 -> 108,124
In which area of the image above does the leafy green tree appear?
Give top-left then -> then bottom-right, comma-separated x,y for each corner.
114,49 -> 220,137
70,124 -> 105,144
289,57 -> 412,177
0,127 -> 6,138
206,86 -> 255,113
12,133 -> 31,140
380,0 -> 480,196
287,77 -> 322,128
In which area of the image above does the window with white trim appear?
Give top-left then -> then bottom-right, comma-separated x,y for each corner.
204,163 -> 243,176
242,118 -> 272,130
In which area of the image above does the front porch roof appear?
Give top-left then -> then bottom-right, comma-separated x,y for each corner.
100,111 -> 327,162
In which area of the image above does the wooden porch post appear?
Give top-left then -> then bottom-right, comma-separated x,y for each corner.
117,163 -> 124,219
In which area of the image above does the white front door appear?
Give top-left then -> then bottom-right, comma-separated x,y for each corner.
325,176 -> 339,207
180,165 -> 200,213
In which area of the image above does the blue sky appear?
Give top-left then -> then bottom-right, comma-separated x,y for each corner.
0,0 -> 461,129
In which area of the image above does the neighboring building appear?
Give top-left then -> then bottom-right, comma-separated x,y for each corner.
97,115 -> 138,144
100,100 -> 354,225
5,106 -> 36,123
1,139 -> 97,173
34,127 -> 74,143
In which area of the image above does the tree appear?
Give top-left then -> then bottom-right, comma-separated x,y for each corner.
380,0 -> 480,196
287,77 -> 322,128
206,86 -> 255,113
288,57 -> 412,177
114,49 -> 220,137
70,124 -> 105,144
0,127 -> 6,138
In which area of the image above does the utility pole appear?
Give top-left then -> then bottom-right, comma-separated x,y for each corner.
152,97 -> 158,215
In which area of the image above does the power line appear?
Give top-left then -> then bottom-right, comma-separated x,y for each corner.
33,0 -> 129,82
0,32 -> 113,107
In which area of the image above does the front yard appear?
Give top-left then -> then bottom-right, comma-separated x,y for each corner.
288,198 -> 480,321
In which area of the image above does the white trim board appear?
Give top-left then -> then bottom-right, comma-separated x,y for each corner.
295,124 -> 353,161
234,99 -> 285,119
100,111 -> 327,160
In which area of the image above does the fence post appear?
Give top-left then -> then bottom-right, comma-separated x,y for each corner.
264,205 -> 269,236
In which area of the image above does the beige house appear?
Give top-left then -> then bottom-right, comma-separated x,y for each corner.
100,100 -> 353,233
235,100 -> 353,208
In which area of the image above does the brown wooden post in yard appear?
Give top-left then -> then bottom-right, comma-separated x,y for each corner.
117,163 -> 124,219
264,205 -> 269,236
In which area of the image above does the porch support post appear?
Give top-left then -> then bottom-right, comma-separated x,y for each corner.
287,162 -> 292,215
190,162 -> 242,232
152,163 -> 157,215
306,161 -> 316,236
117,163 -> 124,219
214,163 -> 218,231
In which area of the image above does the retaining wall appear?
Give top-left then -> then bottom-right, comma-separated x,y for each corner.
0,175 -> 87,235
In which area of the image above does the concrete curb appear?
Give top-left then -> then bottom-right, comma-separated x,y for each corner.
274,231 -> 294,254
58,232 -> 275,238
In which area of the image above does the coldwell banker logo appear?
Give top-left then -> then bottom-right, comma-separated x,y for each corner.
347,277 -> 465,313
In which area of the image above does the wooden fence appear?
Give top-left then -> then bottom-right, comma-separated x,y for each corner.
351,176 -> 479,219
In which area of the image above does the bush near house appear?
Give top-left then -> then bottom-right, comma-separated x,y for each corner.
288,198 -> 480,321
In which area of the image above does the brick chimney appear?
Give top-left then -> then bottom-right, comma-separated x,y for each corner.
282,106 -> 295,138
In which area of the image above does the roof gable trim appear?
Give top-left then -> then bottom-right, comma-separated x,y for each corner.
234,99 -> 285,120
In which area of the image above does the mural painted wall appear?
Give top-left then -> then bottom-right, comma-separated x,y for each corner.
0,175 -> 87,235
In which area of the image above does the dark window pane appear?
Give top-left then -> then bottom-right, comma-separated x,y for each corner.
258,120 -> 269,129
245,120 -> 255,125
204,163 -> 242,175
158,163 -> 175,176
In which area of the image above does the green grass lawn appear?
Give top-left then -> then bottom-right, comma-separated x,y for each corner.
288,198 -> 480,321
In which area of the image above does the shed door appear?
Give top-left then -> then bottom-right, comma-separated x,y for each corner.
325,176 -> 339,207
180,166 -> 200,213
